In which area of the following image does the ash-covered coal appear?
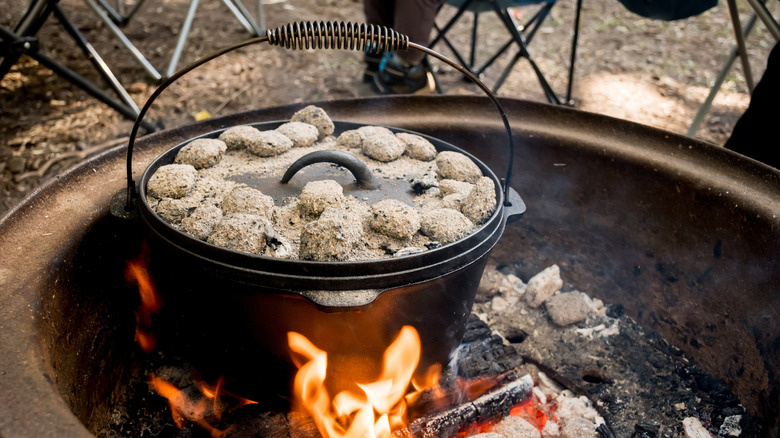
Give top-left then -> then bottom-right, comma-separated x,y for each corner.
145,106 -> 498,261
474,264 -> 760,438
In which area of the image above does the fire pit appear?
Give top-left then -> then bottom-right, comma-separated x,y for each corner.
0,96 -> 778,437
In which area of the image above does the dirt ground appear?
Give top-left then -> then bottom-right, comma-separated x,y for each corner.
1,0 -> 778,215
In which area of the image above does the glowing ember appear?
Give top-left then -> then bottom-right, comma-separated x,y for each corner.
125,245 -> 162,352
289,326 -> 441,438
149,375 -> 257,437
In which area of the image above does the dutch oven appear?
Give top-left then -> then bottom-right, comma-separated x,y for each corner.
116,21 -> 526,401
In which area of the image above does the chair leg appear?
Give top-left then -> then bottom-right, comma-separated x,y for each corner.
83,0 -> 162,81
493,3 -> 559,103
688,11 -> 760,136
52,2 -> 140,113
167,0 -> 200,78
727,0 -> 755,92
469,12 -> 479,69
566,0 -> 582,104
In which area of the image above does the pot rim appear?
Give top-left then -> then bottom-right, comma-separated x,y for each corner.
137,120 -> 514,289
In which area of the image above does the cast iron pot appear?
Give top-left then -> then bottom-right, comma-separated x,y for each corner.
119,21 -> 525,401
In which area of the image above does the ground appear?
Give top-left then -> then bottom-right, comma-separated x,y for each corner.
1,0 -> 778,215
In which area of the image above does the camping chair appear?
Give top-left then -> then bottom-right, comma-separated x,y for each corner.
687,0 -> 779,136
428,0 -> 583,105
0,0 -> 155,129
87,0 -> 266,79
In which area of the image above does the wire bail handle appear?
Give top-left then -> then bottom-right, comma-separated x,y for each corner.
124,21 -> 515,211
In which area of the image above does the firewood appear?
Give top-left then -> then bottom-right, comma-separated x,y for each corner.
401,374 -> 533,438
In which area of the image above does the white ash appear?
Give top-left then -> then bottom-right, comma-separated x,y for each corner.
218,125 -> 262,151
220,186 -> 274,218
462,176 -> 497,225
264,230 -> 292,259
369,199 -> 421,240
298,179 -> 345,217
275,122 -> 318,148
469,434 -> 504,438
361,132 -> 406,162
544,292 -> 592,327
207,213 -> 270,254
180,205 -> 223,241
541,420 -> 561,437
719,415 -> 742,436
420,208 -> 474,244
489,416 -> 541,438
554,391 -> 604,430
393,246 -> 425,257
436,151 -> 483,183
525,265 -> 563,308
397,132 -> 437,161
291,105 -> 334,139
155,198 -> 189,224
684,417 -> 713,438
147,164 -> 197,199
247,130 -> 293,157
299,206 -> 362,261
410,172 -> 439,194
559,416 -> 598,438
174,138 -> 227,169
439,179 -> 474,197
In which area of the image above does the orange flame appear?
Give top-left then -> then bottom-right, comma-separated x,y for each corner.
149,375 -> 257,437
125,245 -> 162,352
289,326 -> 440,438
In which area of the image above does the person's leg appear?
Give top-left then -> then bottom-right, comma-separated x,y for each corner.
364,0 -> 394,28
392,0 -> 442,65
724,40 -> 780,168
363,0 -> 395,82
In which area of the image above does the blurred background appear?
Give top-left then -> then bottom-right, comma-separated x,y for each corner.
1,0 -> 778,214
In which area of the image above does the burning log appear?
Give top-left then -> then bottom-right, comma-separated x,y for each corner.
402,373 -> 533,438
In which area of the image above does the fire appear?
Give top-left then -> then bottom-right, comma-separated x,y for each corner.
149,375 -> 257,437
289,326 -> 440,438
125,245 -> 162,352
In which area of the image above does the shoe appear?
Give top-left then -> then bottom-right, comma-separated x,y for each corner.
370,54 -> 433,95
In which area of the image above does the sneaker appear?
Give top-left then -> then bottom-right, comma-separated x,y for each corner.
370,54 -> 433,95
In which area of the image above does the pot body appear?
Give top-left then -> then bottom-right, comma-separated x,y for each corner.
136,121 -> 521,402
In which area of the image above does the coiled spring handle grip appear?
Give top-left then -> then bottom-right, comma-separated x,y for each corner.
125,21 -> 515,211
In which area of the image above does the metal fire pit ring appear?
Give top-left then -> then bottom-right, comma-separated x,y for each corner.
1,98 -> 779,437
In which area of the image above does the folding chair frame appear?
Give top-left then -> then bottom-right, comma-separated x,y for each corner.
429,0 -> 582,105
0,0 -> 155,130
89,0 -> 266,79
